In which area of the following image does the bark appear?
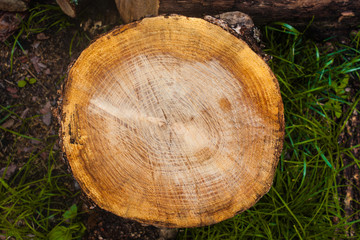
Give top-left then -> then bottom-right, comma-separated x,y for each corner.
59,15 -> 284,228
116,0 -> 360,35
56,0 -> 89,18
115,0 -> 159,24
337,85 -> 360,237
0,0 -> 28,12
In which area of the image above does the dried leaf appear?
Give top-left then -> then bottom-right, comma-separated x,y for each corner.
20,108 -> 29,119
0,12 -> 24,42
6,87 -> 18,93
36,33 -> 49,40
1,119 -> 14,128
0,164 -> 18,180
40,101 -> 52,114
42,112 -> 52,126
30,56 -> 41,73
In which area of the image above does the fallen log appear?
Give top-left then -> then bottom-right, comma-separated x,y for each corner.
115,0 -> 360,36
0,0 -> 28,12
59,15 -> 284,228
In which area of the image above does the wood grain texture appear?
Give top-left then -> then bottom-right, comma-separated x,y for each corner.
60,15 -> 284,228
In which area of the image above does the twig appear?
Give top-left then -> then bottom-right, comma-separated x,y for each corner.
26,68 -> 48,91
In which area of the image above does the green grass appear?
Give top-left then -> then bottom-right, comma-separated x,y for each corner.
179,23 -> 360,239
0,142 -> 84,239
0,104 -> 84,239
0,105 -> 41,142
69,30 -> 91,58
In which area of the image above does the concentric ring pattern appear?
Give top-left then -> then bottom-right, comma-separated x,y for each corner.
61,15 -> 284,228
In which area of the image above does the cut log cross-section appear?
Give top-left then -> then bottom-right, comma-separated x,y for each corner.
60,15 -> 284,228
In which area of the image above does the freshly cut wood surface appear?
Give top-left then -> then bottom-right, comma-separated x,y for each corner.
60,15 -> 284,228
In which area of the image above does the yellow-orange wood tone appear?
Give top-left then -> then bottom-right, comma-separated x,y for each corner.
60,15 -> 284,228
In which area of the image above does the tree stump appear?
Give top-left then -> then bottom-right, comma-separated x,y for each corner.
60,15 -> 284,228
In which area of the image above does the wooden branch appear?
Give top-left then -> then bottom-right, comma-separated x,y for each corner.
60,15 -> 284,228
56,0 -> 89,18
0,0 -> 28,12
116,0 -> 360,35
115,0 -> 159,23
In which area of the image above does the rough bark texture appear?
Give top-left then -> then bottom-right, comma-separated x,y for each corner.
0,0 -> 28,12
60,15 -> 284,228
338,85 -> 360,237
116,0 -> 360,36
203,13 -> 268,62
115,0 -> 159,24
56,0 -> 89,18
